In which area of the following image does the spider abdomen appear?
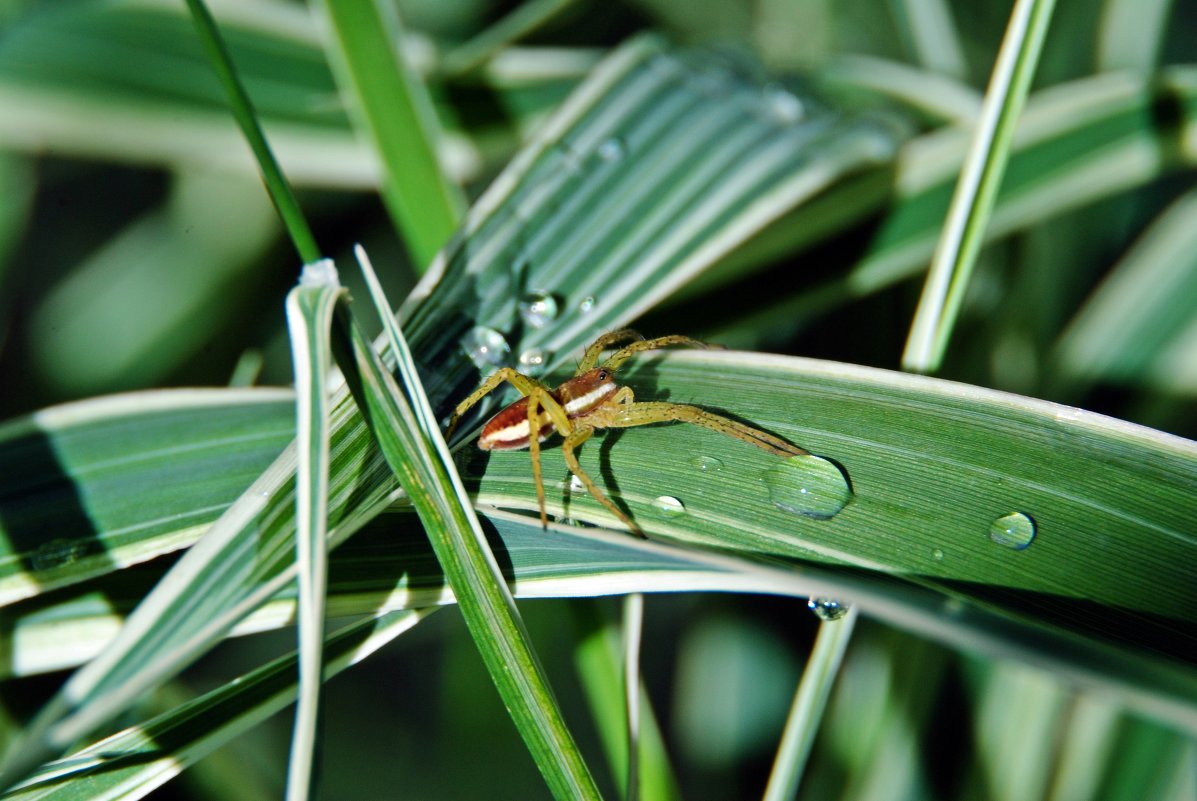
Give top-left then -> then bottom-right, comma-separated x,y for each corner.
478,397 -> 555,450
477,368 -> 617,450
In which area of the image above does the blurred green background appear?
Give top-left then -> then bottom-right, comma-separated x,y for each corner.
1,0 -> 1195,799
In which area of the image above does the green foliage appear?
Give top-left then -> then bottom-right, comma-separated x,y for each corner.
2,1 -> 1196,799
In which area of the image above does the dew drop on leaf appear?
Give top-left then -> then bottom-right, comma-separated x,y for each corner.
988,512 -> 1037,550
765,455 -> 851,520
462,326 -> 511,369
808,597 -> 849,621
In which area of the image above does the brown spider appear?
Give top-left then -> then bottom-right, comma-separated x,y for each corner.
446,330 -> 808,536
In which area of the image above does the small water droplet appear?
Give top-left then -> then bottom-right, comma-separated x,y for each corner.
765,455 -> 852,520
557,143 -> 585,173
596,136 -> 627,162
989,512 -> 1037,550
689,455 -> 724,473
462,326 -> 511,369
569,474 -> 587,493
32,538 -> 87,571
518,348 -> 549,376
763,84 -> 804,123
932,548 -> 945,561
517,292 -> 559,329
652,495 -> 686,515
578,296 -> 596,314
808,597 -> 849,621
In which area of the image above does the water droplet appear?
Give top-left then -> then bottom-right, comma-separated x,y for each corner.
989,512 -> 1037,550
569,474 -> 587,493
763,84 -> 804,123
517,292 -> 559,329
652,495 -> 686,515
578,296 -> 596,314
518,348 -> 549,376
932,548 -> 945,561
596,136 -> 627,162
462,326 -> 511,369
32,538 -> 87,571
764,455 -> 852,520
557,143 -> 586,173
808,597 -> 849,621
689,455 -> 724,473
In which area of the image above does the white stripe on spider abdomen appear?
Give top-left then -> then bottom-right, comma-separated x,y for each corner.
478,379 -> 616,451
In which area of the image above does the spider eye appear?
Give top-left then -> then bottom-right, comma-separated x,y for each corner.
598,370 -> 609,380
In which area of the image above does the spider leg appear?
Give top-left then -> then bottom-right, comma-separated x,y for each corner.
444,367 -> 551,440
524,389 -> 576,528
561,426 -> 646,538
601,401 -> 808,458
600,335 -> 718,372
576,329 -> 645,374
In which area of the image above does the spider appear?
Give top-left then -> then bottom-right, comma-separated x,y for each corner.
445,330 -> 808,537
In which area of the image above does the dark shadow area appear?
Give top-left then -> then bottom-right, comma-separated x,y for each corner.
933,577 -> 1197,669
0,427 -> 111,589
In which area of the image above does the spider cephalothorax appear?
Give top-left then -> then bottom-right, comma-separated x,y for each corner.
446,330 -> 807,536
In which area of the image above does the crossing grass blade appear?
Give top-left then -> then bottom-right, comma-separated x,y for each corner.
762,608 -> 858,801
349,247 -> 602,799
902,0 -> 1057,372
311,0 -> 464,269
282,269 -> 347,801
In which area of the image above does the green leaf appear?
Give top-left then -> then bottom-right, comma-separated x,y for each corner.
347,248 -> 601,799
183,0 -> 319,263
0,389 -> 294,607
312,0 -> 464,268
282,269 -> 347,801
1051,188 -> 1197,393
465,350 -> 1197,727
903,0 -> 1058,371
3,609 -> 433,801
763,609 -> 858,801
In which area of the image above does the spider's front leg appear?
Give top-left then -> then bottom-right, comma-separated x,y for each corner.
444,367 -> 549,441
606,401 -> 809,459
560,425 -> 645,538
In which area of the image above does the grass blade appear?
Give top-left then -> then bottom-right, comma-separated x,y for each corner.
312,0 -> 464,269
283,263 -> 347,801
440,0 -> 579,76
762,608 -> 858,801
182,0 -> 319,263
571,601 -> 680,801
1050,187 -> 1197,394
4,609 -> 432,800
339,250 -> 603,799
902,0 -> 1058,372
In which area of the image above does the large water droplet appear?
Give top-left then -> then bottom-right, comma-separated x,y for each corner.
518,348 -> 549,376
762,83 -> 805,124
596,136 -> 627,162
652,495 -> 686,516
518,292 -> 559,329
578,295 -> 596,314
689,455 -> 724,473
569,474 -> 587,493
808,597 -> 849,621
765,455 -> 852,520
462,326 -> 511,369
989,512 -> 1037,550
